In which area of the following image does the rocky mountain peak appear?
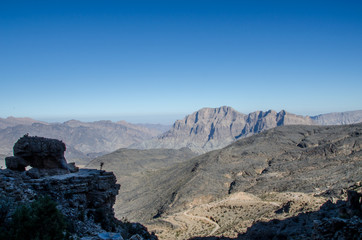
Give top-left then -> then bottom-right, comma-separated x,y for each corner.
135,107 -> 316,153
179,106 -> 243,128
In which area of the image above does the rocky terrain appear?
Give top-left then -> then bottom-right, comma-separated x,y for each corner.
188,187 -> 361,240
0,119 -> 167,165
0,136 -> 157,240
86,148 -> 197,221
110,123 -> 361,239
133,107 -> 362,154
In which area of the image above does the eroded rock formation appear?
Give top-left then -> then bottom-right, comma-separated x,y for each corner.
5,135 -> 70,171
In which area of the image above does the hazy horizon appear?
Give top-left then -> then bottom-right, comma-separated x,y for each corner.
2,107 -> 362,125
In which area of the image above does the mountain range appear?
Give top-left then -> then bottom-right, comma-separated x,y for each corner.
1,107 -> 361,165
132,107 -> 362,153
0,118 -> 167,165
0,116 -> 46,129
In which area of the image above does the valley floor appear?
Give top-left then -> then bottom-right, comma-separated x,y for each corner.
146,191 -> 332,240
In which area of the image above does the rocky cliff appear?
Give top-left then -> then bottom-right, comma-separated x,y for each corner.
134,107 -> 362,154
0,136 -> 157,240
134,107 -> 315,153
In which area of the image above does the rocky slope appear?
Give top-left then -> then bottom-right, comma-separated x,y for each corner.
112,123 -> 361,239
0,120 -> 166,165
86,148 -> 197,221
188,187 -> 361,240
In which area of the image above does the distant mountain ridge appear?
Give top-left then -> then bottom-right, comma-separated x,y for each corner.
0,119 -> 168,164
0,116 -> 47,129
133,107 -> 362,153
311,110 -> 362,125
1,108 -> 361,163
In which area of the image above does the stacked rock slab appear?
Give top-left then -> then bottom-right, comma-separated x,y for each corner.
5,135 -> 79,177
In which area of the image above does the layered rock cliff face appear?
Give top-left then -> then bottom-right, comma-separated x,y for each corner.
0,136 -> 157,240
134,107 -> 315,153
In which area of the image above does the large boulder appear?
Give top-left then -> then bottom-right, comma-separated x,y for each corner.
4,156 -> 28,171
6,135 -> 70,172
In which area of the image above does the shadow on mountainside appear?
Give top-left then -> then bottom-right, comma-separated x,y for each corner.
189,190 -> 362,240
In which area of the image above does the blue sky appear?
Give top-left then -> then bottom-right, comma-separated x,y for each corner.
1,1 -> 361,124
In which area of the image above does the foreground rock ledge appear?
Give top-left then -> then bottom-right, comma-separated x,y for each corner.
0,167 -> 157,239
1,135 -> 157,240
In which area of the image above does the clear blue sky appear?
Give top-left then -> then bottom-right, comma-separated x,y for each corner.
1,0 -> 361,124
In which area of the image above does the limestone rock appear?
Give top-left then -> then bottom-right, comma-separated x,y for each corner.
5,135 -> 74,174
0,168 -> 157,239
133,107 -> 315,153
26,167 -> 70,178
133,107 -> 362,154
13,135 -> 68,169
5,156 -> 28,171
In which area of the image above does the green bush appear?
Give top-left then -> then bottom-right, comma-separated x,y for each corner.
1,195 -> 69,240
0,196 -> 11,224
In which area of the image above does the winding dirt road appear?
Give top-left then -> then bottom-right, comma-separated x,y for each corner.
183,208 -> 220,236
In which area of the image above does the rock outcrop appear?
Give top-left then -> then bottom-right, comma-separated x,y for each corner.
0,137 -> 157,240
5,135 -> 77,177
6,135 -> 69,171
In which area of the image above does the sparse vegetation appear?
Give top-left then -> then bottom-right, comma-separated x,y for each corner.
0,195 -> 69,240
